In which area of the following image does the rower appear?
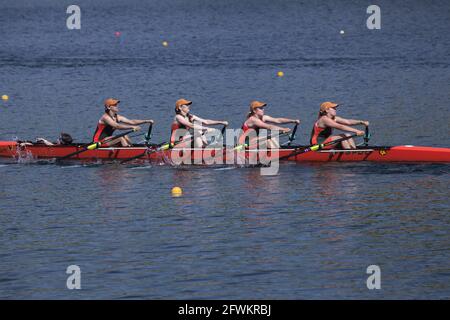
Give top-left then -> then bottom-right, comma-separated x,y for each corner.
92,98 -> 154,147
170,99 -> 228,148
310,101 -> 368,149
239,101 -> 300,148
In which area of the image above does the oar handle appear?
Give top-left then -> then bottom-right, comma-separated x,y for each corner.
364,126 -> 370,146
208,124 -> 227,145
287,123 -> 298,145
144,123 -> 153,146
214,124 -> 227,146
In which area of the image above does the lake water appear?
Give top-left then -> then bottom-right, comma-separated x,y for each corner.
0,0 -> 449,299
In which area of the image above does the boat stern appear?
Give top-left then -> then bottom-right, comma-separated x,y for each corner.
0,141 -> 18,158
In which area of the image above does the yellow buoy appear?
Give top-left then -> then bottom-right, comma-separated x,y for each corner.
1,95 -> 8,102
277,71 -> 284,77
171,186 -> 182,196
162,41 -> 169,47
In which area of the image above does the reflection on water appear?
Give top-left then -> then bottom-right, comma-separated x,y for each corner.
0,161 -> 449,299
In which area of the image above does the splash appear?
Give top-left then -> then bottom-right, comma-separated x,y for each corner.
130,165 -> 153,170
59,165 -> 83,169
15,148 -> 36,164
213,166 -> 237,171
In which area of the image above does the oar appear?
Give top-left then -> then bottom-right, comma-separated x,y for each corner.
206,131 -> 295,165
356,125 -> 371,147
281,123 -> 298,146
208,125 -> 227,146
122,125 -> 227,164
363,126 -> 371,146
279,133 -> 357,160
56,129 -> 137,161
121,135 -> 196,164
144,123 -> 153,146
233,131 -> 292,151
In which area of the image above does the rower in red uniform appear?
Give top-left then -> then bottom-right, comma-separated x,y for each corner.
170,99 -> 228,148
93,98 -> 154,147
239,101 -> 300,148
310,101 -> 368,149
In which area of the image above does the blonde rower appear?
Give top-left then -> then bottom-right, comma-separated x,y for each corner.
240,101 -> 300,148
310,101 -> 368,149
93,98 -> 153,147
170,99 -> 228,148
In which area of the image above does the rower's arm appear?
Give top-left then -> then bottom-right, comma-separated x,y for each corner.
193,116 -> 228,126
117,115 -> 153,126
335,116 -> 369,126
322,117 -> 362,134
188,115 -> 225,130
251,117 -> 289,132
263,115 -> 300,124
103,115 -> 137,130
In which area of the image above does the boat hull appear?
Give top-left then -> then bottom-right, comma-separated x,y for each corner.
1,142 -> 449,163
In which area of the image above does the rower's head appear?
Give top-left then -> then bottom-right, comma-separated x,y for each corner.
319,101 -> 339,118
104,98 -> 120,113
175,99 -> 192,115
248,100 -> 267,118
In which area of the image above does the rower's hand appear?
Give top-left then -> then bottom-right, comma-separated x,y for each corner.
294,119 -> 300,124
133,126 -> 142,132
362,121 -> 369,127
201,128 -> 214,134
147,120 -> 154,124
222,121 -> 229,127
356,130 -> 365,136
281,128 -> 291,134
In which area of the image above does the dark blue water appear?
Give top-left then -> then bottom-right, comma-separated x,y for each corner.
0,0 -> 449,299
